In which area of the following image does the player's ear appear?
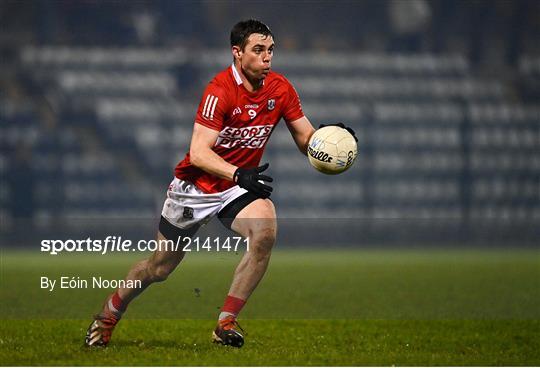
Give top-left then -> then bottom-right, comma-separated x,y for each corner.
232,46 -> 242,60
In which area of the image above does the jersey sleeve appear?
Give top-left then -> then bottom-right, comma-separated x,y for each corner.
195,81 -> 229,131
282,79 -> 305,124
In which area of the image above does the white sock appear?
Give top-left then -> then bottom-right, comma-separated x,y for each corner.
218,311 -> 235,321
107,299 -> 123,318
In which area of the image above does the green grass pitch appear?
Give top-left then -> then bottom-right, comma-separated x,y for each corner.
1,248 -> 539,365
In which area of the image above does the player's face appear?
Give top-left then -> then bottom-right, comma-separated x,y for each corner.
236,33 -> 274,81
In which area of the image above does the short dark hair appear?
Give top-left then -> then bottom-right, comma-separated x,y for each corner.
230,19 -> 273,50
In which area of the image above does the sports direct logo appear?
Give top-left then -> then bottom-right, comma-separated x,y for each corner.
216,125 -> 273,149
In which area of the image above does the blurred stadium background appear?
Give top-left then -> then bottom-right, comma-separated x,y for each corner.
1,0 -> 539,246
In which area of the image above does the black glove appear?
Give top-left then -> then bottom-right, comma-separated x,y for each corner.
233,163 -> 273,199
319,122 -> 358,142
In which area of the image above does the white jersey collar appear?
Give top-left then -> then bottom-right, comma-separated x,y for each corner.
231,63 -> 243,85
231,63 -> 265,87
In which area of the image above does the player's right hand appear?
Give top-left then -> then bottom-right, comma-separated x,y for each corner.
319,122 -> 358,142
233,163 -> 273,199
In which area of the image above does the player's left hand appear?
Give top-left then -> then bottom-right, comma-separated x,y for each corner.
319,123 -> 358,142
233,163 -> 274,199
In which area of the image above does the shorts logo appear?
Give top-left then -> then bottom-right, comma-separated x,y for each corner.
183,207 -> 194,219
267,99 -> 275,110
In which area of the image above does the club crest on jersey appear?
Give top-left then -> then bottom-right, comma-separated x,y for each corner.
267,99 -> 275,110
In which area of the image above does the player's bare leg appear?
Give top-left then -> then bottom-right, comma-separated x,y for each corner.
212,199 -> 277,347
117,231 -> 187,304
85,231 -> 186,347
228,199 -> 277,299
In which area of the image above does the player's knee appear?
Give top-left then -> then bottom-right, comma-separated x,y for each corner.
250,227 -> 276,257
258,227 -> 276,246
148,262 -> 174,282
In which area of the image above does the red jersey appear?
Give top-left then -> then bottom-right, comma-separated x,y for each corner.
174,65 -> 304,193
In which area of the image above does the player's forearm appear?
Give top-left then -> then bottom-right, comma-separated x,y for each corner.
298,127 -> 316,156
288,117 -> 316,156
190,147 -> 237,181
